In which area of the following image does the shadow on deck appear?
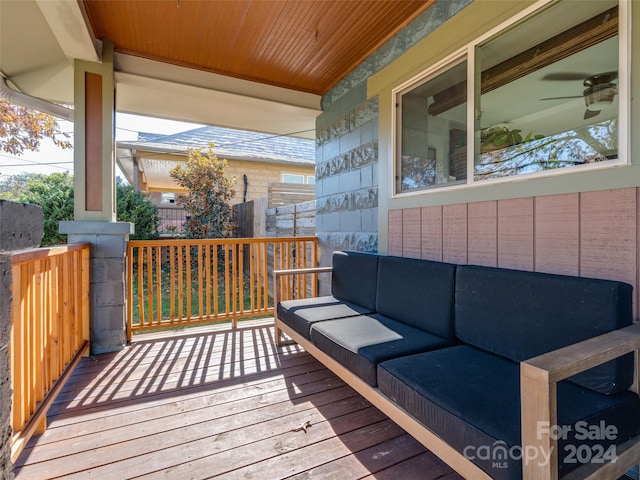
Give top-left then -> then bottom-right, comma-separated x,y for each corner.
14,319 -> 461,479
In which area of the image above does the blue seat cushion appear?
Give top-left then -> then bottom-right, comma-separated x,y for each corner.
310,313 -> 453,386
331,251 -> 379,311
277,295 -> 374,340
455,265 -> 634,394
378,346 -> 640,480
376,256 -> 456,340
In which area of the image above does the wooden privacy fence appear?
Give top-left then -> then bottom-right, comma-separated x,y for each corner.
10,243 -> 90,462
127,236 -> 318,338
267,182 -> 315,208
266,200 -> 316,237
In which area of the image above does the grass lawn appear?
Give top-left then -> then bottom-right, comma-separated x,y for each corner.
130,265 -> 273,332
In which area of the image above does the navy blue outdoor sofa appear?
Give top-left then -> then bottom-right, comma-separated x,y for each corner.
274,251 -> 640,480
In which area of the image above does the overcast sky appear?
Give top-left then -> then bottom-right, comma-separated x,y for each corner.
0,113 -> 203,178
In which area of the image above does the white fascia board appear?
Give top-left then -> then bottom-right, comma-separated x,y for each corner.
115,54 -> 321,111
114,72 -> 322,140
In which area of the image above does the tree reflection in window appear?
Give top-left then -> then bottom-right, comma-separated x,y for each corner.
475,119 -> 617,181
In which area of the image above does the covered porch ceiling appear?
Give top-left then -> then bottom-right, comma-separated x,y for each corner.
0,0 -> 434,139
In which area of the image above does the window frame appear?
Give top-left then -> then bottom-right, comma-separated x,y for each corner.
281,173 -> 305,184
391,0 -> 630,198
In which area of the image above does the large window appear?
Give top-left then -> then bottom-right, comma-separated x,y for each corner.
395,0 -> 623,194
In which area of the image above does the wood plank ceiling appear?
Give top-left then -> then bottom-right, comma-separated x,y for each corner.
83,0 -> 434,95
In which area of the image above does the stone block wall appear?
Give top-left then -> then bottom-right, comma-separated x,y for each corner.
0,200 -> 44,480
316,96 -> 379,269
315,0 -> 472,275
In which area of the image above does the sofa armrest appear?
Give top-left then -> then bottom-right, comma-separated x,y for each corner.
520,323 -> 640,480
273,266 -> 333,346
522,323 -> 640,384
274,267 -> 332,300
274,266 -> 333,278
274,266 -> 333,304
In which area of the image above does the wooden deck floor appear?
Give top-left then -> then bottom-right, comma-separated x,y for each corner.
14,319 -> 461,480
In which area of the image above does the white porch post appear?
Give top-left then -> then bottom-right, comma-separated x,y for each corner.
60,40 -> 134,354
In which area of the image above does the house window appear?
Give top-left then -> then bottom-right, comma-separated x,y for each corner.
396,58 -> 467,193
161,192 -> 176,204
282,173 -> 305,184
307,176 -> 316,185
394,0 -> 624,195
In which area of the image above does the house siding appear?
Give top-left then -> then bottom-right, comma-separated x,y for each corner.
138,151 -> 314,206
388,188 -> 640,320
224,161 -> 313,205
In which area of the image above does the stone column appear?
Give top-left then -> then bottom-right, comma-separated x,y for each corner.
60,221 -> 133,354
0,201 -> 44,479
66,39 -> 134,354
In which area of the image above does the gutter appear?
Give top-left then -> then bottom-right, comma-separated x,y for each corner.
0,75 -> 74,122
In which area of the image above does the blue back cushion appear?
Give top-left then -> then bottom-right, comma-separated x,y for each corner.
331,251 -> 379,311
455,265 -> 634,394
376,256 -> 456,340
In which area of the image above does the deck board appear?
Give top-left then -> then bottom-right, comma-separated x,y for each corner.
14,319 -> 461,480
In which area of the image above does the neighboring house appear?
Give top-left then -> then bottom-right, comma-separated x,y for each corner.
116,125 -> 315,206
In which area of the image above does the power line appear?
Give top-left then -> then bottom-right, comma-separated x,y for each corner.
0,161 -> 72,167
0,152 -> 71,171
117,128 -> 316,162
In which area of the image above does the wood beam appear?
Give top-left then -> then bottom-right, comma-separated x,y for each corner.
480,6 -> 618,94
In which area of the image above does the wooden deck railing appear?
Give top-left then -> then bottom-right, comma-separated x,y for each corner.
10,243 -> 90,462
127,237 -> 318,338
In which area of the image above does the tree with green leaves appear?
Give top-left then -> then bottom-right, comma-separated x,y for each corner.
170,143 -> 237,239
0,173 -> 32,200
0,98 -> 71,156
116,178 -> 160,240
18,172 -> 74,245
8,173 -> 159,245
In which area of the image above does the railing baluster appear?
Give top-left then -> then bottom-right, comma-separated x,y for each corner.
249,242 -> 255,313
178,245 -> 184,321
198,244 -> 203,319
170,245 -> 176,324
146,246 -> 153,327
224,244 -> 230,320
156,245 -> 162,324
213,243 -> 219,318
205,244 -> 211,319
50,256 -> 60,383
262,241 -> 268,311
136,245 -> 144,329
186,245 -> 192,321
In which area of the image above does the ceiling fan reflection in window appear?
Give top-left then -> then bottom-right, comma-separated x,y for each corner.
540,72 -> 618,120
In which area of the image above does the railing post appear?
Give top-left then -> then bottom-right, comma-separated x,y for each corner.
0,200 -> 44,480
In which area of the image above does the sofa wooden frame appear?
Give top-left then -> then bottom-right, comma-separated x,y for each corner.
274,266 -> 640,480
